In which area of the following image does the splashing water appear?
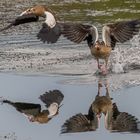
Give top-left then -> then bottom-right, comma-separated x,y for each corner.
60,33 -> 140,91
109,32 -> 140,74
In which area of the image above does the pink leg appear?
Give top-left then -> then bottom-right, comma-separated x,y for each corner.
100,65 -> 108,75
96,59 -> 108,75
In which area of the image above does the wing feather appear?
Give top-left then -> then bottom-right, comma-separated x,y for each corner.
39,90 -> 64,108
61,105 -> 98,133
107,103 -> 140,133
62,23 -> 98,46
37,23 -> 62,43
102,19 -> 140,49
61,113 -> 98,133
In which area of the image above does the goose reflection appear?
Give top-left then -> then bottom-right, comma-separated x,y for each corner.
61,79 -> 140,133
1,90 -> 64,124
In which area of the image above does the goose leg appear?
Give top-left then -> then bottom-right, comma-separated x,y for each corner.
105,58 -> 108,70
96,59 -> 108,75
101,58 -> 108,75
105,80 -> 110,97
97,59 -> 100,69
98,80 -> 103,96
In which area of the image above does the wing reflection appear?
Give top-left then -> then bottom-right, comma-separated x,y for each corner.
61,78 -> 140,133
61,106 -> 98,133
1,90 -> 64,124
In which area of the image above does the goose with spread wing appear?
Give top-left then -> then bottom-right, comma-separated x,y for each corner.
61,78 -> 140,134
61,20 -> 140,74
0,5 -> 62,43
91,79 -> 140,133
1,90 -> 64,124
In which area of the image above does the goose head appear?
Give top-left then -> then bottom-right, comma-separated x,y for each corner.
20,5 -> 56,28
20,5 -> 48,17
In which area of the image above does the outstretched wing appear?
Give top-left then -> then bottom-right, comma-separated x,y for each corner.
61,113 -> 98,133
102,19 -> 140,49
37,23 -> 62,43
107,103 -> 140,133
0,14 -> 39,32
61,23 -> 98,46
39,90 -> 64,108
2,99 -> 41,116
111,112 -> 140,133
61,105 -> 98,133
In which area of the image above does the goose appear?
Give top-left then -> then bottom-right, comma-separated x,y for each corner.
0,5 -> 62,44
1,90 -> 64,124
61,20 -> 140,74
92,79 -> 140,133
61,79 -> 140,133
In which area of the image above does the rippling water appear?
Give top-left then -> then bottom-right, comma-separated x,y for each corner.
0,0 -> 140,140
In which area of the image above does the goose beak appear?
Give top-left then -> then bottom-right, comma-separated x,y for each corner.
20,10 -> 29,16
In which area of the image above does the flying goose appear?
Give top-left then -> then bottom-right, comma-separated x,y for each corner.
0,5 -> 62,44
1,90 -> 64,124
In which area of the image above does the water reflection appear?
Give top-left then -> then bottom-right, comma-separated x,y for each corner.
61,77 -> 140,133
1,90 -> 64,124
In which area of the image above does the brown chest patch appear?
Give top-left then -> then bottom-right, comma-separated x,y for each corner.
90,46 -> 112,59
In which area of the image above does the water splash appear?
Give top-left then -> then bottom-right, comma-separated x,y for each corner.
109,32 -> 140,74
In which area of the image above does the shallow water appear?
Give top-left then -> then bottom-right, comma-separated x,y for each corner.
0,73 -> 140,140
0,0 -> 140,140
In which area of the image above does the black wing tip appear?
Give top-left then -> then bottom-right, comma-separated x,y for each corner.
40,89 -> 64,98
0,14 -> 39,32
13,14 -> 39,26
39,89 -> 64,106
46,89 -> 64,98
0,23 -> 14,32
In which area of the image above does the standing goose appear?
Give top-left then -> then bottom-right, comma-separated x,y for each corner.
61,79 -> 140,133
91,79 -> 140,133
61,20 -> 140,74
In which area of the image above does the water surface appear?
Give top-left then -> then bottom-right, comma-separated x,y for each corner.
0,0 -> 140,140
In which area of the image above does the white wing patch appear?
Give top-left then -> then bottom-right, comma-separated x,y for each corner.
102,25 -> 111,46
92,25 -> 99,42
48,102 -> 58,118
44,11 -> 56,28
